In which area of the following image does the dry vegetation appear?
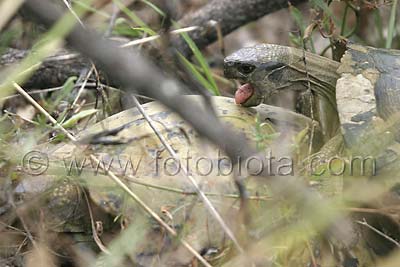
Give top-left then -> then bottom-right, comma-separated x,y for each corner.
0,0 -> 399,267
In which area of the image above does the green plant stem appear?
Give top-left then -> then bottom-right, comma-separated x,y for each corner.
386,0 -> 398,49
340,4 -> 349,36
374,9 -> 385,46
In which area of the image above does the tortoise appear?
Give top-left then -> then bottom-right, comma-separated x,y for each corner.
10,44 -> 399,265
224,43 -> 400,153
13,96 -> 316,266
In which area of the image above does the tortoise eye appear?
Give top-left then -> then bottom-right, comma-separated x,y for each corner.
237,64 -> 255,75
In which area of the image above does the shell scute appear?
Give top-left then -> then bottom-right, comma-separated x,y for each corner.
337,44 -> 400,147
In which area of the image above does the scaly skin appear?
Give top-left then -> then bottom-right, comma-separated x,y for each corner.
224,44 -> 341,141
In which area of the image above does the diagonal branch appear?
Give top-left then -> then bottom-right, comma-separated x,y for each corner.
23,0 -> 256,162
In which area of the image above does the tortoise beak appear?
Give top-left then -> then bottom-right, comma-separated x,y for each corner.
224,59 -> 263,107
240,93 -> 262,107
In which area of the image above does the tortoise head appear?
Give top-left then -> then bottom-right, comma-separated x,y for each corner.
224,44 -> 339,107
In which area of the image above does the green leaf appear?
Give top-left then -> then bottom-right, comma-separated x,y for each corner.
140,0 -> 165,16
289,5 -> 306,32
177,30 -> 220,95
112,0 -> 156,36
60,109 -> 98,129
113,20 -> 143,37
289,32 -> 302,47
177,52 -> 214,93
309,0 -> 340,26
261,133 -> 281,140
131,27 -> 159,36
73,0 -> 110,18
51,76 -> 77,110
289,4 -> 316,52
310,0 -> 334,18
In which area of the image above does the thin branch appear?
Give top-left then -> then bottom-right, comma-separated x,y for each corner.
82,189 -> 111,254
71,66 -> 94,108
357,219 -> 400,248
130,95 -> 244,253
126,176 -> 271,201
13,82 -> 76,141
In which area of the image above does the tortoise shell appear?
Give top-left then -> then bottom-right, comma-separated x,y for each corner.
336,44 -> 400,148
13,96 -> 315,265
15,96 -> 312,232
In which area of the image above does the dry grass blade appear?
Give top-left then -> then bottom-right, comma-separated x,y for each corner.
126,176 -> 270,201
61,0 -> 85,28
82,189 -> 111,254
13,83 -> 77,141
120,26 -> 199,48
13,82 -> 213,267
2,86 -> 64,101
357,219 -> 400,248
71,66 -> 94,108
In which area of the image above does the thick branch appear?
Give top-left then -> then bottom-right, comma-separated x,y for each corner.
173,0 -> 307,56
0,48 -> 95,89
2,0 -> 307,89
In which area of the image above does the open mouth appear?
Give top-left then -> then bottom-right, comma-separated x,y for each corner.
234,82 -> 263,107
235,83 -> 254,104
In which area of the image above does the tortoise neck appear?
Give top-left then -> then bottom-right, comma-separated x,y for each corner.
288,47 -> 340,99
286,47 -> 341,140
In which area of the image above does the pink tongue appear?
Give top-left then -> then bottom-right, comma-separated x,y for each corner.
235,83 -> 254,104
